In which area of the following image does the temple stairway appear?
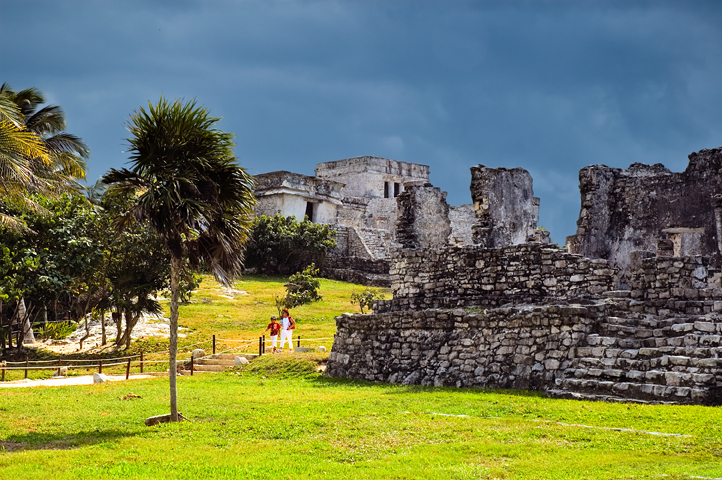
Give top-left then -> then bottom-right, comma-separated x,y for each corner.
547,312 -> 722,405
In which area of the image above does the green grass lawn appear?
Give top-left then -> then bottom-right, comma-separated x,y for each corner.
0,356 -> 720,479
1,275 -> 721,479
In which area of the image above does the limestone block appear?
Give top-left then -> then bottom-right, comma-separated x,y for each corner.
693,321 -> 716,332
192,349 -> 206,359
235,356 -> 249,367
93,373 -> 109,384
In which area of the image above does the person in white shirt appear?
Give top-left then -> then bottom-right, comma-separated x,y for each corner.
278,308 -> 296,353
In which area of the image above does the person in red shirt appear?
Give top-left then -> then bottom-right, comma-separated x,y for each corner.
263,316 -> 282,353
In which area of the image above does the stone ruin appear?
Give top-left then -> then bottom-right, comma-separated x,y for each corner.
326,147 -> 722,406
254,156 -> 475,285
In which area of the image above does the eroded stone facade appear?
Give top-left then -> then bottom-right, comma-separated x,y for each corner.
327,148 -> 722,405
567,147 -> 722,284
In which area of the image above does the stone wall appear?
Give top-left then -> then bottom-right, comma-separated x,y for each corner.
326,151 -> 722,405
327,305 -> 592,390
626,255 -> 722,316
321,256 -> 390,287
376,244 -> 614,312
449,204 -> 475,246
470,166 -> 543,247
395,184 -> 451,250
567,147 -> 722,278
327,296 -> 722,405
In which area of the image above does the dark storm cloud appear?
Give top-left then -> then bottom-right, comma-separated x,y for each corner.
3,0 -> 722,243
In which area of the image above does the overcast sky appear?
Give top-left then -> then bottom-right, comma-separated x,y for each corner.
3,1 -> 722,243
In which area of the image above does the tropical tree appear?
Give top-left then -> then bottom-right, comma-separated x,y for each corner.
102,98 -> 256,422
0,83 -> 89,228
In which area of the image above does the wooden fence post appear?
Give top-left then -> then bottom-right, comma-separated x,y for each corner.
297,335 -> 301,348
190,355 -> 194,376
126,358 -> 131,380
262,335 -> 266,354
259,336 -> 263,356
140,351 -> 144,373
24,356 -> 28,379
98,360 -> 102,374
212,335 -> 216,355
1,366 -> 5,382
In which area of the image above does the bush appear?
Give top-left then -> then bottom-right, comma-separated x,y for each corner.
244,214 -> 336,274
34,321 -> 76,340
350,288 -> 386,314
284,264 -> 322,308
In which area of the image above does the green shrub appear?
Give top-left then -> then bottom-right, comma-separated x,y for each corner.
244,214 -> 336,274
350,287 -> 386,313
284,263 -> 322,308
34,320 -> 76,340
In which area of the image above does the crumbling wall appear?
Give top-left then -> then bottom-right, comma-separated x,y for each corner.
627,255 -> 722,315
395,184 -> 451,250
449,204 -> 475,245
328,268 -> 722,405
377,244 -> 614,312
470,166 -> 542,247
327,152 -> 722,406
326,303 -> 722,405
567,147 -> 722,279
327,306 -> 593,390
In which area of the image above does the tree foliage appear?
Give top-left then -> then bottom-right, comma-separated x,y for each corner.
0,83 -> 89,229
284,263 -> 322,308
245,214 -> 336,274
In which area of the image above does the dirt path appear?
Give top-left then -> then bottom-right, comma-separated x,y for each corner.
0,374 -> 157,388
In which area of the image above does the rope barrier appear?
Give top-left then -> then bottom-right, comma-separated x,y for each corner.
214,338 -> 258,343
181,339 -> 213,349
4,354 -> 141,365
3,361 -> 132,370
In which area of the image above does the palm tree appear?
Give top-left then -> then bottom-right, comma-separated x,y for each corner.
6,85 -> 89,192
103,98 -> 256,422
0,83 -> 89,228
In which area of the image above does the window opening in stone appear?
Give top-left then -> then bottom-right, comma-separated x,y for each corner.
384,182 -> 390,198
305,202 -> 314,222
394,182 -> 401,197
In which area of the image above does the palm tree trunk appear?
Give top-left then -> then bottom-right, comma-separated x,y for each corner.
169,255 -> 181,422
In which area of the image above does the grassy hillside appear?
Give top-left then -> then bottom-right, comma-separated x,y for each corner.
172,274 -> 371,350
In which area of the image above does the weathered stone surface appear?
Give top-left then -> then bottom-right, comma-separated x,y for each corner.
93,373 -> 109,384
192,349 -> 206,359
470,165 -> 548,247
567,148 -> 722,280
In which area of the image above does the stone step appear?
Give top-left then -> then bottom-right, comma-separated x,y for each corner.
576,344 -> 722,362
188,364 -> 226,372
551,378 -> 714,404
195,359 -> 236,367
564,366 -> 718,386
545,389 -> 652,404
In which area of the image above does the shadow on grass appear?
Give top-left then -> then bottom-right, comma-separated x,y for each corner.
0,428 -> 136,452
309,374 -> 545,398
